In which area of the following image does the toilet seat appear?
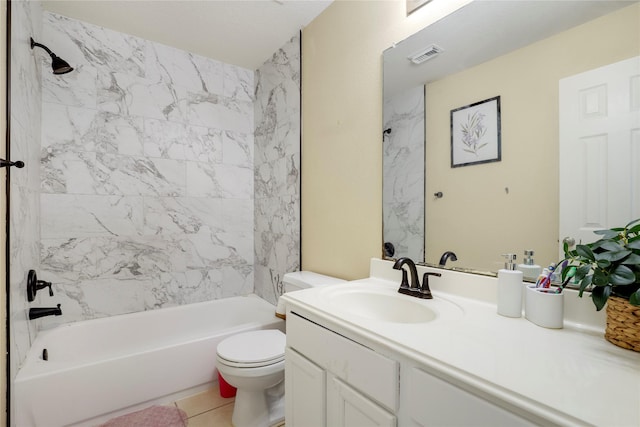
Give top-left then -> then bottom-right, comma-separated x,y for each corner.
217,329 -> 285,368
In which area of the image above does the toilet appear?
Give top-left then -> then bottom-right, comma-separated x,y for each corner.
216,271 -> 346,427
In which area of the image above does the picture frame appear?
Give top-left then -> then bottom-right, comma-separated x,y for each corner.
450,96 -> 501,168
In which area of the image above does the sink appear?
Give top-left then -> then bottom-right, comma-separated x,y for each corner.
323,286 -> 441,324
330,290 -> 436,323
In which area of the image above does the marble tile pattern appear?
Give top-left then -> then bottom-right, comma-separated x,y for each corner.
253,34 -> 301,305
9,0 -> 43,392
383,86 -> 425,261
38,12 -> 256,324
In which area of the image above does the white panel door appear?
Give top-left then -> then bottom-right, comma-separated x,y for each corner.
559,56 -> 640,256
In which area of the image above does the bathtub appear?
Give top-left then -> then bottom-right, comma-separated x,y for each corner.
15,295 -> 285,427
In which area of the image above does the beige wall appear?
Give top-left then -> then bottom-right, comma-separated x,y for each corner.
1,0 -> 7,423
425,4 -> 640,271
302,1 -> 640,279
301,0 -> 470,279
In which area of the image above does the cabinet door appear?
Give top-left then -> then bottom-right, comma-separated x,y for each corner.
327,374 -> 396,427
408,368 -> 536,426
285,347 -> 325,427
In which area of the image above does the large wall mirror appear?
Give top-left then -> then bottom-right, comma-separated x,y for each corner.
383,0 -> 640,274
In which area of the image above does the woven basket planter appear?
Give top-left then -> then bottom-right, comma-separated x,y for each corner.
605,296 -> 640,352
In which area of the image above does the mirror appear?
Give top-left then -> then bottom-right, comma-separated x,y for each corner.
383,0 -> 640,274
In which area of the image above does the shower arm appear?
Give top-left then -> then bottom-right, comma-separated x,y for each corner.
30,38 -> 54,57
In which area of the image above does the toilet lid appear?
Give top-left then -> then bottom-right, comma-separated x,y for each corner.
217,330 -> 285,366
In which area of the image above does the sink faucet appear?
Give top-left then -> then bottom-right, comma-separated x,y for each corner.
29,304 -> 62,320
393,258 -> 441,299
393,257 -> 419,291
438,251 -> 458,267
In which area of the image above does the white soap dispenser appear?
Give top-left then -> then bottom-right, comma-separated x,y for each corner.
497,253 -> 524,318
517,249 -> 542,281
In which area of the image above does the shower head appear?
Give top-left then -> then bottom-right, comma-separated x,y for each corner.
50,55 -> 73,75
30,37 -> 74,75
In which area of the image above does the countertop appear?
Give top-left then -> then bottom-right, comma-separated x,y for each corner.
282,260 -> 640,427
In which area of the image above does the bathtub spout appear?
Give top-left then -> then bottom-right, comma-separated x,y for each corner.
29,304 -> 62,320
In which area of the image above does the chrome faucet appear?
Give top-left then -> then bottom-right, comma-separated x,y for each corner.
438,251 -> 458,267
393,258 -> 440,299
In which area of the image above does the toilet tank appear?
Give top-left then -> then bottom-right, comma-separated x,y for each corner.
276,271 -> 346,318
282,271 -> 346,293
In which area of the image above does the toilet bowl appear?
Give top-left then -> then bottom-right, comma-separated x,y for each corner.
216,329 -> 286,427
216,271 -> 346,427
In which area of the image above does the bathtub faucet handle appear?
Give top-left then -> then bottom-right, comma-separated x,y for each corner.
37,280 -> 54,297
27,270 -> 55,301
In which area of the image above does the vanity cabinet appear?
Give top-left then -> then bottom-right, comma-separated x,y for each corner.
285,312 -> 398,427
285,309 -> 543,427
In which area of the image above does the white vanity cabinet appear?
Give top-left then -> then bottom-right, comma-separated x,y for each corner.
285,311 -> 398,427
285,308 -> 545,427
282,263 -> 640,427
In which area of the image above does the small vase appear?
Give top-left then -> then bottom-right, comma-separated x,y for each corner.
605,296 -> 640,352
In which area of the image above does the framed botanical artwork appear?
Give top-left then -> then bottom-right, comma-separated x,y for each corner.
450,96 -> 501,168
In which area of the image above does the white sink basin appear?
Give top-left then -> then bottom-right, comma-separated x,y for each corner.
327,289 -> 436,323
319,281 -> 463,324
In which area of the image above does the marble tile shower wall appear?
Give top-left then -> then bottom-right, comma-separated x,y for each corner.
39,12 -> 255,323
253,34 -> 301,305
10,0 -> 43,388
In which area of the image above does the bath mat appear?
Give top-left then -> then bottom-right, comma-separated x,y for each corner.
98,405 -> 188,427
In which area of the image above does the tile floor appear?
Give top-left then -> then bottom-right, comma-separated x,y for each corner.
171,388 -> 285,427
173,388 -> 235,426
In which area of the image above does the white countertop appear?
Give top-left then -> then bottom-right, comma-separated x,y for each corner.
282,259 -> 640,427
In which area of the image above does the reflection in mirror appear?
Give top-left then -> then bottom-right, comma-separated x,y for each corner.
383,86 -> 425,261
383,0 -> 640,275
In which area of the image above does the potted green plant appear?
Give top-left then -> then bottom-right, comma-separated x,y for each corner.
561,218 -> 640,351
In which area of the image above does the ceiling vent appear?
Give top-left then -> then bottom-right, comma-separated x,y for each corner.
408,44 -> 443,65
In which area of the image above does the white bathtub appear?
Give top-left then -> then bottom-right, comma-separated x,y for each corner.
15,295 -> 285,427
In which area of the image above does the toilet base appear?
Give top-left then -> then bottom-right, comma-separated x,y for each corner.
266,381 -> 285,426
231,381 -> 284,427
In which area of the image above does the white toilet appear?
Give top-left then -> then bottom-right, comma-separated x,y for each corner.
216,271 -> 346,427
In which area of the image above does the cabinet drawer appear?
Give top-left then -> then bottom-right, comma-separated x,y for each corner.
288,312 -> 398,411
